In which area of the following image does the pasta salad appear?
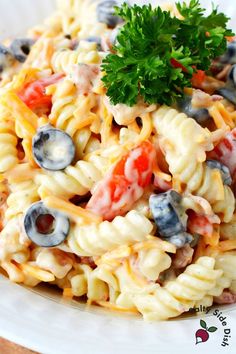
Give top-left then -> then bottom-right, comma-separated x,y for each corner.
0,0 -> 236,321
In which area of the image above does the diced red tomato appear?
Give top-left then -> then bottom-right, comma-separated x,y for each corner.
209,128 -> 236,176
17,73 -> 64,115
86,141 -> 156,220
187,210 -> 213,237
170,58 -> 189,73
191,70 -> 206,88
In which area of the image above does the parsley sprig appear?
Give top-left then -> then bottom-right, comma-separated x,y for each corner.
102,0 -> 234,106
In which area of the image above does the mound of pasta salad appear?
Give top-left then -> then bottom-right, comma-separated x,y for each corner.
0,0 -> 236,320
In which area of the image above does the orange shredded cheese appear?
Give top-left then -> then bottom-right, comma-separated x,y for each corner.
63,288 -> 74,298
218,240 -> 236,252
43,196 -> 102,224
96,300 -> 139,314
0,92 -> 38,137
204,224 -> 220,247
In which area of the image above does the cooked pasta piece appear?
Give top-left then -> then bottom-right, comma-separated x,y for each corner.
152,105 -> 214,159
48,78 -> 100,136
152,106 -> 235,222
196,251 -> 236,307
35,159 -> 103,199
116,257 -> 222,320
0,216 -> 30,266
5,180 -> 39,220
220,214 -> 236,240
57,0 -> 100,38
0,120 -> 18,173
68,210 -> 153,256
73,128 -> 101,160
51,41 -> 100,75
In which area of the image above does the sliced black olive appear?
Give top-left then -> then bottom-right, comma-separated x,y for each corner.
220,41 -> 236,65
178,95 -> 210,124
85,37 -> 102,51
0,44 -> 15,72
149,190 -> 192,247
206,159 -> 232,185
216,87 -> 236,105
228,64 -> 236,86
24,201 -> 70,247
168,232 -> 193,248
216,65 -> 236,105
10,38 -> 35,63
32,125 -> 75,171
96,1 -> 122,28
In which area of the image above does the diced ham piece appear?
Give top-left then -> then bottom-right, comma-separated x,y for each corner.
214,290 -> 236,304
172,244 -> 194,269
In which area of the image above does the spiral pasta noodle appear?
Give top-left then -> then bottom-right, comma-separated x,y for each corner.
196,251 -> 236,308
152,106 -> 235,222
48,78 -> 100,137
35,159 -> 103,199
51,42 -> 100,75
68,210 -> 154,256
0,120 -> 18,173
116,257 -> 222,320
220,214 -> 236,240
5,180 -> 39,220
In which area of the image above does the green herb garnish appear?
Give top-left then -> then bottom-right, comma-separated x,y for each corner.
102,0 -> 234,106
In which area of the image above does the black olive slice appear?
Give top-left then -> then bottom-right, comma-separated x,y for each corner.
24,201 -> 70,247
32,126 -> 75,171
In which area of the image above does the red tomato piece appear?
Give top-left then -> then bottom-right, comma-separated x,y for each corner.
86,141 -> 156,220
17,73 -> 64,114
209,128 -> 236,176
170,58 -> 188,73
187,210 -> 213,237
191,70 -> 206,88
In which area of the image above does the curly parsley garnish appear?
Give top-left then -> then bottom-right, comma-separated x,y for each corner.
102,0 -> 234,106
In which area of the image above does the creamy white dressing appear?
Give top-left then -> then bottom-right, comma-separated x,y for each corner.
44,141 -> 68,160
36,249 -> 72,279
104,96 -> 157,125
124,148 -> 141,182
214,130 -> 236,175
71,63 -> 99,94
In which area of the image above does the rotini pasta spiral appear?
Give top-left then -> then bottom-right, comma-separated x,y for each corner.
5,180 -> 39,220
0,120 -> 18,173
196,251 -> 236,307
62,263 -> 115,302
35,159 -> 103,199
135,247 -> 172,281
173,161 -> 234,222
73,128 -> 100,160
152,106 -> 235,222
220,214 -> 236,240
68,210 -> 154,256
0,216 -> 30,265
51,42 -> 100,75
152,105 -> 213,159
57,0 -> 100,38
116,257 -> 222,320
48,78 -> 100,137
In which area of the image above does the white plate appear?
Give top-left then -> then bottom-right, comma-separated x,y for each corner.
0,1 -> 236,353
